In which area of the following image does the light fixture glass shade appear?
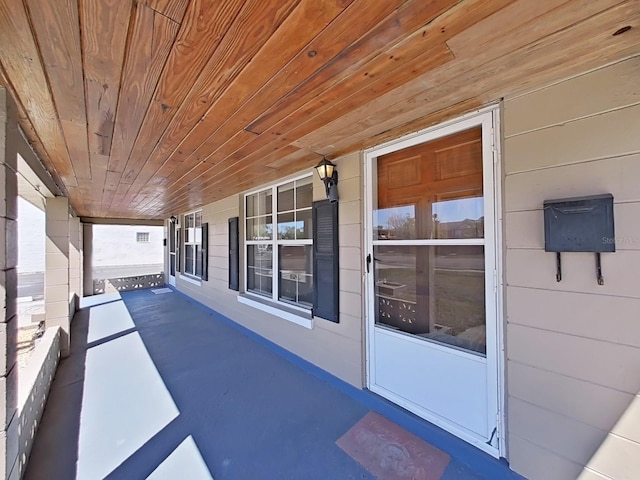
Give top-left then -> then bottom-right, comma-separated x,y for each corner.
315,157 -> 335,180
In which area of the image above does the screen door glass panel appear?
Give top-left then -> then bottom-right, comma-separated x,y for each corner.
374,127 -> 484,241
373,126 -> 486,355
374,244 -> 486,354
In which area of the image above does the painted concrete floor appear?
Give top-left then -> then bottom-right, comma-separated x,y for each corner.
24,289 -> 521,480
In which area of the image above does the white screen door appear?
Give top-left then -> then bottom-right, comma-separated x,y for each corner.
365,110 -> 502,456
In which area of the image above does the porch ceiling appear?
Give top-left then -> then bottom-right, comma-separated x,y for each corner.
0,0 -> 638,219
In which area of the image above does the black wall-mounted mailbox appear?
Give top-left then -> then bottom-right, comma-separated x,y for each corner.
544,194 -> 615,252
543,193 -> 615,284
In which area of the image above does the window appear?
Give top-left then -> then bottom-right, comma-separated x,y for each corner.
245,176 -> 313,308
184,211 -> 203,277
136,232 -> 150,243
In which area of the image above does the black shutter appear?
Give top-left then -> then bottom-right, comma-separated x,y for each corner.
201,223 -> 209,281
228,217 -> 239,291
177,227 -> 182,273
313,200 -> 339,322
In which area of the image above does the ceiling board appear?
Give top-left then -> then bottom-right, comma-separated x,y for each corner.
103,3 -> 180,213
0,0 -> 77,187
114,0 -> 302,211
130,0 -> 356,202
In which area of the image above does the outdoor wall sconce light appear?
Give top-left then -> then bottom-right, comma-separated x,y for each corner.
170,215 -> 177,224
315,157 -> 339,203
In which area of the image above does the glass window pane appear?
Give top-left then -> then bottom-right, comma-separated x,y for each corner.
195,245 -> 202,277
296,209 -> 312,240
248,190 -> 272,217
374,205 -> 416,240
246,193 -> 258,217
261,190 -> 272,215
185,245 -> 195,275
277,212 -> 296,240
247,245 -> 273,296
246,216 -> 272,241
279,245 -> 313,307
296,177 -> 313,209
374,244 -> 486,355
277,182 -> 295,212
375,127 -> 484,240
432,196 -> 484,239
195,211 -> 202,228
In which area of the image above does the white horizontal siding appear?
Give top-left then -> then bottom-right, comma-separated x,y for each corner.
504,55 -> 640,479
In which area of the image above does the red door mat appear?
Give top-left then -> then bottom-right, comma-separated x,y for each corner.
336,411 -> 451,480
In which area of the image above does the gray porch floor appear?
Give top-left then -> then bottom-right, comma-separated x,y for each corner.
23,288 -> 520,480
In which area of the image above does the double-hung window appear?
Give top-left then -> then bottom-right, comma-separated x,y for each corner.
245,176 -> 313,309
184,210 -> 203,278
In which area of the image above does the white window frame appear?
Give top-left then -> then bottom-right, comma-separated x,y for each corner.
243,173 -> 314,313
136,231 -> 150,243
182,209 -> 203,280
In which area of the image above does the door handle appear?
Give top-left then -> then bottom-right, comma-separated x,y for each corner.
365,254 -> 380,273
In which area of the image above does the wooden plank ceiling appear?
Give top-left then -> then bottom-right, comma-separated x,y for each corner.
0,0 -> 638,219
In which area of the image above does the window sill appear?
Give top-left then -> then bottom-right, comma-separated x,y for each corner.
237,294 -> 313,330
179,274 -> 202,287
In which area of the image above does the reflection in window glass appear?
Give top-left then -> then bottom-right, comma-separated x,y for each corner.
195,245 -> 202,277
374,244 -> 486,355
276,178 -> 312,241
279,245 -> 313,307
277,182 -> 295,212
247,245 -> 273,296
374,205 -> 416,240
185,245 -> 195,275
432,197 -> 484,239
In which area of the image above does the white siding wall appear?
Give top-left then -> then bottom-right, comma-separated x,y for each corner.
503,56 -> 640,479
92,225 -> 164,267
174,152 -> 365,387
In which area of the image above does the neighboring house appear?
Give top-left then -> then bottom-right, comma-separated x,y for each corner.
92,225 -> 164,277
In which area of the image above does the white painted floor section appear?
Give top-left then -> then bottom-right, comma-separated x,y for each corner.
77,331 -> 179,479
87,299 -> 135,343
147,436 -> 214,480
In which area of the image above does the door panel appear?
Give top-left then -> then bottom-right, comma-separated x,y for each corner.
373,328 -> 488,437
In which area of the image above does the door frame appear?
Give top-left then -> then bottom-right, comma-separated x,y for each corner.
168,219 -> 176,286
363,105 -> 505,458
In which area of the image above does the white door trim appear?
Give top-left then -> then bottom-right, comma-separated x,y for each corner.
363,105 -> 505,458
168,220 -> 176,287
